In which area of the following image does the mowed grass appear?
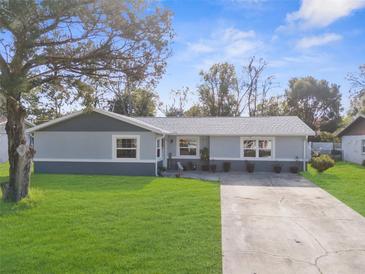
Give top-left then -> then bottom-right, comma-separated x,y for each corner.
0,163 -> 221,273
302,161 -> 365,216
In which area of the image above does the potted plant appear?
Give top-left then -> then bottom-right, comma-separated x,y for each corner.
246,162 -> 255,173
273,164 -> 282,173
210,164 -> 217,173
289,166 -> 299,173
223,162 -> 231,172
200,147 -> 210,171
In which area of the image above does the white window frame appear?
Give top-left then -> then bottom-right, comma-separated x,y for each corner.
176,136 -> 200,158
112,135 -> 140,161
156,137 -> 163,160
362,140 -> 365,155
240,137 -> 275,159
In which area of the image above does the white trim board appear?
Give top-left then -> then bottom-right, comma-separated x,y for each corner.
33,158 -> 155,163
112,134 -> 140,161
240,137 -> 275,160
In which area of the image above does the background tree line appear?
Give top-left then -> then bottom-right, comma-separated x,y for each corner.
23,57 -> 364,135
162,59 -> 364,134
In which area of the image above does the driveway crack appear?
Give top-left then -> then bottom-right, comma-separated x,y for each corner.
228,249 -> 321,273
292,219 -> 328,274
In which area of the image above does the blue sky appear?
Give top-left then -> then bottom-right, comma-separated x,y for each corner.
156,0 -> 365,113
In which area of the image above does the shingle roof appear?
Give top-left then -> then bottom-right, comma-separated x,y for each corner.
336,114 -> 365,137
135,116 -> 315,136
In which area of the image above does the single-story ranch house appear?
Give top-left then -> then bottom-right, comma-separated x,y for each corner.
337,114 -> 365,165
28,109 -> 315,176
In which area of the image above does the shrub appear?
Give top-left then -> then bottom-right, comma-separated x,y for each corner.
311,155 -> 335,172
362,160 -> 365,167
223,162 -> 231,172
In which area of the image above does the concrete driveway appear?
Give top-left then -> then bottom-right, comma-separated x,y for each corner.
221,173 -> 365,274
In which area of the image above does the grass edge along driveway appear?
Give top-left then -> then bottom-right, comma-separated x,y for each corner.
302,161 -> 365,217
0,165 -> 222,273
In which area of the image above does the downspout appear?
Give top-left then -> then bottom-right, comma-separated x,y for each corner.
303,136 -> 307,172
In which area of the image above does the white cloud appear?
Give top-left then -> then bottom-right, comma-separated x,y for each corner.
285,0 -> 365,29
184,27 -> 262,66
187,42 -> 215,54
296,33 -> 343,49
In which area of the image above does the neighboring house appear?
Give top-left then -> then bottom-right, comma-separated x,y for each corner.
28,109 -> 315,176
0,117 -> 35,162
337,114 -> 365,165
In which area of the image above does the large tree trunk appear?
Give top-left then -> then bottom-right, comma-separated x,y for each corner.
1,98 -> 35,202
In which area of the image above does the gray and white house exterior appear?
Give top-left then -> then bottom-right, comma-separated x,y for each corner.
29,109 -> 315,176
337,114 -> 365,165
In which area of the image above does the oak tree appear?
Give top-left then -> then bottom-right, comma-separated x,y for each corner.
0,0 -> 173,201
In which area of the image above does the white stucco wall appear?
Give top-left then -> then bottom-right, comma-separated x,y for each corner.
342,135 -> 365,165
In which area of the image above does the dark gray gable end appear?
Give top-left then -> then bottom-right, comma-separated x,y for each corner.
39,112 -> 148,132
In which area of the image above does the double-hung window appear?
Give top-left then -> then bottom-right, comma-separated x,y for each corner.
243,140 -> 257,157
258,140 -> 272,158
178,137 -> 199,157
362,140 -> 365,154
242,138 -> 273,158
114,136 -> 139,159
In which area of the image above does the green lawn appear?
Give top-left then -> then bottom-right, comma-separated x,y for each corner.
302,161 -> 365,216
0,163 -> 221,273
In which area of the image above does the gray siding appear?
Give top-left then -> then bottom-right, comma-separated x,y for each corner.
166,135 -> 177,157
34,161 -> 155,176
275,136 -> 305,159
35,131 -> 156,160
210,136 -> 240,158
210,136 -> 305,160
39,112 -> 148,132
